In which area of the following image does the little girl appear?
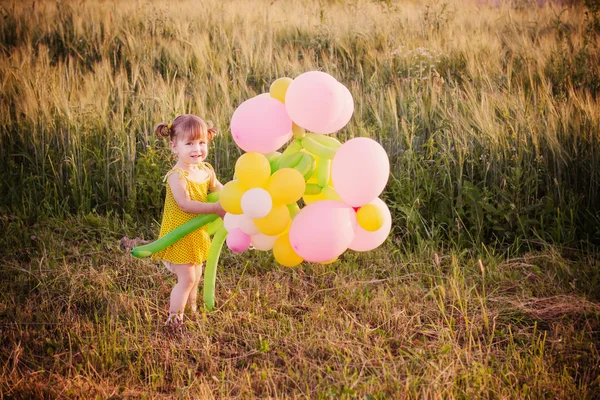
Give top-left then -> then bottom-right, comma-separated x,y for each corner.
152,114 -> 226,327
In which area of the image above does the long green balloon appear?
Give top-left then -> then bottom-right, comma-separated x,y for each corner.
304,183 -> 322,195
131,214 -> 218,257
203,225 -> 228,311
207,216 -> 224,236
317,157 -> 332,188
131,191 -> 221,258
301,136 -> 337,159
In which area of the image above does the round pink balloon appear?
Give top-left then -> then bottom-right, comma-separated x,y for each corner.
332,137 -> 390,207
349,198 -> 392,251
285,71 -> 345,134
289,200 -> 356,262
226,228 -> 251,253
230,95 -> 293,153
320,82 -> 354,134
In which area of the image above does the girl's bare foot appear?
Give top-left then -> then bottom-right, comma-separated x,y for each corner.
164,313 -> 184,333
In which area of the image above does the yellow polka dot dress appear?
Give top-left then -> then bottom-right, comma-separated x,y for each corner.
151,165 -> 215,265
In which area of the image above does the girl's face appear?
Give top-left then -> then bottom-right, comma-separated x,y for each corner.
170,137 -> 209,165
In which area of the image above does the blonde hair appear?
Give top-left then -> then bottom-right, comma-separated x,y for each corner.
155,114 -> 218,143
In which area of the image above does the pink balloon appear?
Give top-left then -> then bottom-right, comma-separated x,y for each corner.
288,200 -> 356,262
285,71 -> 345,134
230,95 -> 293,153
349,198 -> 392,251
320,83 -> 354,134
226,228 -> 251,253
332,137 -> 390,207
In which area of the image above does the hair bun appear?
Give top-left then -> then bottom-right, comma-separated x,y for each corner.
206,120 -> 218,140
155,122 -> 171,138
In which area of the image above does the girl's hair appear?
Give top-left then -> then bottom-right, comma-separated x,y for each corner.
155,114 -> 218,142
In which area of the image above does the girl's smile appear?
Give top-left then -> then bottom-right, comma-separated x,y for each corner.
171,138 -> 209,165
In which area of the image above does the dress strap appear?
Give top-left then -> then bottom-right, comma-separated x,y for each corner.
163,167 -> 189,182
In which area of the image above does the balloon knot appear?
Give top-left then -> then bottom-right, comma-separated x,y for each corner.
352,207 -> 361,212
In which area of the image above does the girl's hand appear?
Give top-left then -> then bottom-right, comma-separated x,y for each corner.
214,201 -> 226,218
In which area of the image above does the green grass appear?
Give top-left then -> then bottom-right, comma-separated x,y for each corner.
1,0 -> 600,398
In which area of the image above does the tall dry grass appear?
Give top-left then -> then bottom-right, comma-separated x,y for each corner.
1,0 -> 599,249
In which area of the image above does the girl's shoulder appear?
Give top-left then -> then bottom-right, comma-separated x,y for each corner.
201,162 -> 215,175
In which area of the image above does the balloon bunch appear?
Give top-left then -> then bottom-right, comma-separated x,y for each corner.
220,152 -> 305,255
132,71 -> 391,309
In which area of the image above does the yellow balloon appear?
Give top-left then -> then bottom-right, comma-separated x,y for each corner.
270,77 -> 293,103
254,204 -> 291,236
356,203 -> 384,232
273,234 -> 303,267
220,180 -> 245,214
320,257 -> 338,265
266,168 -> 306,205
235,152 -> 271,189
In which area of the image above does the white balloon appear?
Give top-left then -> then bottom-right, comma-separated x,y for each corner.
223,212 -> 260,236
250,233 -> 278,251
241,188 -> 272,219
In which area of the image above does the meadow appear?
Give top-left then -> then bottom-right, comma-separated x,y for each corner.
0,0 -> 599,398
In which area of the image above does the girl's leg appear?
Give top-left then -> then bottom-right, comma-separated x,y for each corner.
167,262 -> 197,321
186,263 -> 204,312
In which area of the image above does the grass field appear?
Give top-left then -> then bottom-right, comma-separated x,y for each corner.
1,0 -> 599,398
